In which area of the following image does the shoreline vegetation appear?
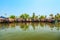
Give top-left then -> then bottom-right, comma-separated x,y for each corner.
0,13 -> 60,23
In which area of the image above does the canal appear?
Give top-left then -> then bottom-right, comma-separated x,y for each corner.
0,22 -> 60,40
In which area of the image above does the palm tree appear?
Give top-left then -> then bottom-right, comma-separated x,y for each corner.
31,13 -> 39,21
32,12 -> 35,19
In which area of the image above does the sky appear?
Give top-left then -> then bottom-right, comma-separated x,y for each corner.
0,0 -> 60,17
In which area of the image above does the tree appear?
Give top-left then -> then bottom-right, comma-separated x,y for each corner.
20,13 -> 29,19
49,14 -> 53,17
55,13 -> 60,20
9,15 -> 16,19
57,13 -> 60,18
31,12 -> 39,19
39,15 -> 46,19
32,12 -> 35,18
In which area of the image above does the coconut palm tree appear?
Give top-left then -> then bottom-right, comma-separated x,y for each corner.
32,12 -> 35,19
31,13 -> 39,21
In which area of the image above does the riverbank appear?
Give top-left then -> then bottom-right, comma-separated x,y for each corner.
0,18 -> 59,23
0,13 -> 60,23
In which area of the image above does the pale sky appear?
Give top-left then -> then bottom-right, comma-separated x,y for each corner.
0,0 -> 60,17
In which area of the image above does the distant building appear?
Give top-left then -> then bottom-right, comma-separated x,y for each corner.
0,16 -> 6,23
0,16 -> 6,18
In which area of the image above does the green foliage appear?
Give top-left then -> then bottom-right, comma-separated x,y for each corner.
31,13 -> 38,19
55,13 -> 60,19
8,13 -> 60,20
20,13 -> 29,19
32,12 -> 35,18
49,14 -> 53,17
9,15 -> 16,19
39,15 -> 46,19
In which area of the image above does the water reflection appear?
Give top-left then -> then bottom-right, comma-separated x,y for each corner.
0,22 -> 60,31
0,23 -> 60,40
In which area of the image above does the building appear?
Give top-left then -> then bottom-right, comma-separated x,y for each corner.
0,16 -> 6,23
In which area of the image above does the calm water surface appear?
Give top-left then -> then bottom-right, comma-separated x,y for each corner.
0,22 -> 60,40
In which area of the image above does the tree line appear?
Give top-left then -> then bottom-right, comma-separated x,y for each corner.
9,13 -> 60,20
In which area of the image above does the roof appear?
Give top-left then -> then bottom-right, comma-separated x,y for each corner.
0,16 -> 6,18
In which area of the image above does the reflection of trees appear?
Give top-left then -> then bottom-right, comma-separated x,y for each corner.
46,23 -> 60,31
0,23 -> 9,29
0,23 -> 4,29
55,23 -> 60,30
39,22 -> 45,27
19,23 -> 29,31
0,22 -> 60,31
15,23 -> 20,26
3,23 -> 9,27
0,23 -> 3,28
46,23 -> 55,30
9,23 -> 16,28
31,22 -> 39,30
16,22 -> 39,30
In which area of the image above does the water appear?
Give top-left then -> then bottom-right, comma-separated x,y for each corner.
0,22 -> 60,40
